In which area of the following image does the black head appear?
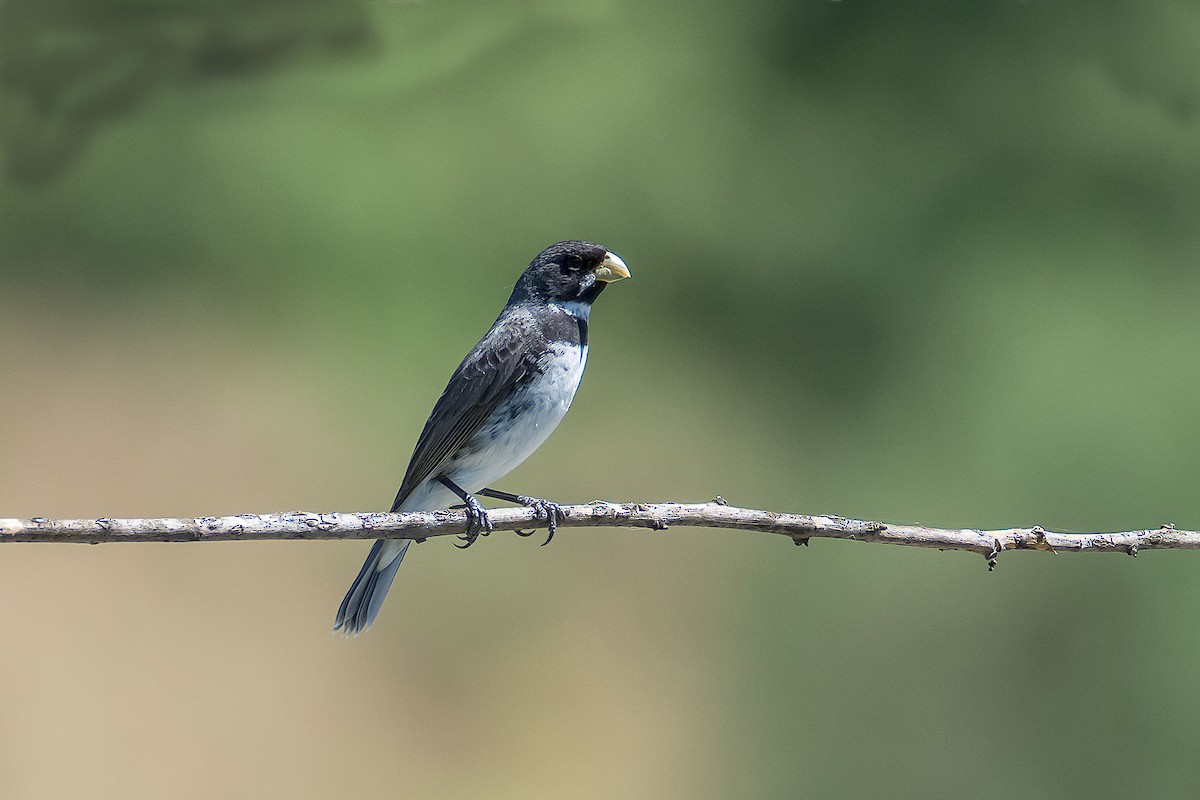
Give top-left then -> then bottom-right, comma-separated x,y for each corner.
508,240 -> 630,306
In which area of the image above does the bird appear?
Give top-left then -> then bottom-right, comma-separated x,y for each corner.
334,240 -> 631,634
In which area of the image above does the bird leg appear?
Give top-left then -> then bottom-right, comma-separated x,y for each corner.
478,487 -> 563,546
438,476 -> 493,548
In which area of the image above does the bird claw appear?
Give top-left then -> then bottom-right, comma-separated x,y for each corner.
517,495 -> 562,546
454,495 -> 493,549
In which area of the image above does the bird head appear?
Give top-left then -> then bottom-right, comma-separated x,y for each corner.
509,240 -> 630,306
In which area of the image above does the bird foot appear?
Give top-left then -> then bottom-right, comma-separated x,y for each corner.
513,495 -> 563,546
453,494 -> 494,549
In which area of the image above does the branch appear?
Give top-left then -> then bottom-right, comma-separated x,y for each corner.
1,500 -> 1196,568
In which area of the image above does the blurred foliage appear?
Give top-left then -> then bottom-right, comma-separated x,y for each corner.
0,0 -> 373,184
2,1 -> 1200,799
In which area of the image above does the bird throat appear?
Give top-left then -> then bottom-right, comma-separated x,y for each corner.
551,299 -> 591,347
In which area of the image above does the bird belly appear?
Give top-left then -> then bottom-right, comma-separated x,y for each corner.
445,342 -> 588,496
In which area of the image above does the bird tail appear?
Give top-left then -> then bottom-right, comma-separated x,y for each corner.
333,538 -> 411,635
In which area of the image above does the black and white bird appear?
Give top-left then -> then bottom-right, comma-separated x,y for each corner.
334,240 -> 631,634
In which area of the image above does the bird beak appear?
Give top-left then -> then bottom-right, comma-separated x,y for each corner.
592,252 -> 631,283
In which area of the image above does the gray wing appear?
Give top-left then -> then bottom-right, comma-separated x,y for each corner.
390,311 -> 543,511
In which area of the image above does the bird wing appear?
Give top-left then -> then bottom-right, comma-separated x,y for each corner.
390,311 -> 543,511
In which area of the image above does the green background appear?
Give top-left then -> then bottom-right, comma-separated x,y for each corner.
3,1 -> 1200,797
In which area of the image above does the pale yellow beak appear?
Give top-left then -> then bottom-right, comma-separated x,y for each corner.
593,251 -> 631,283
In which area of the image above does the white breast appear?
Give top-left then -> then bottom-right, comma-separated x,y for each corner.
441,342 -> 589,495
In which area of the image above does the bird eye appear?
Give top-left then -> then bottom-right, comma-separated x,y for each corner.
564,254 -> 583,271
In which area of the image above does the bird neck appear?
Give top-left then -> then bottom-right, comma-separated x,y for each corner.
548,300 -> 591,347
548,299 -> 593,322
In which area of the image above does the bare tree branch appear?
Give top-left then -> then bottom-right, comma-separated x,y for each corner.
1,500 -> 1196,568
